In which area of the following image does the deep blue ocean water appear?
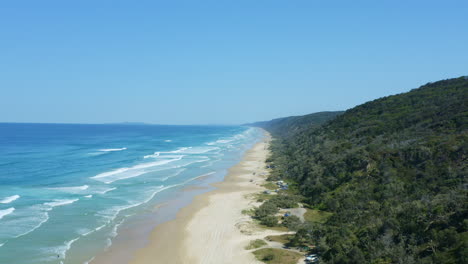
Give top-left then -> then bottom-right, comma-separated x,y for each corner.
0,123 -> 261,264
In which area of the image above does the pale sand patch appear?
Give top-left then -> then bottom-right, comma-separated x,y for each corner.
127,131 -> 279,264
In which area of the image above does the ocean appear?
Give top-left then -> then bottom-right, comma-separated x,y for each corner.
0,123 -> 262,264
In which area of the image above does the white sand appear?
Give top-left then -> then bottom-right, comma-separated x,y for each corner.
126,132 -> 286,264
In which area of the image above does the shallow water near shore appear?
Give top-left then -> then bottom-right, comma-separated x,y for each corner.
0,123 -> 262,264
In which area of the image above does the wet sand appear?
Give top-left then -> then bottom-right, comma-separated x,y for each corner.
128,132 -> 271,264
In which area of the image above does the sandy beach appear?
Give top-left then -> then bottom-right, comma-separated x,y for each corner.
125,131 -> 277,264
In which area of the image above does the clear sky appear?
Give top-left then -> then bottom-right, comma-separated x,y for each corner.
1,0 -> 467,125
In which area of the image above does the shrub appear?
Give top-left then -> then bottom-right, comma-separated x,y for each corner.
245,239 -> 268,250
263,254 -> 275,261
255,202 -> 278,219
267,194 -> 300,208
282,215 -> 301,230
261,215 -> 278,227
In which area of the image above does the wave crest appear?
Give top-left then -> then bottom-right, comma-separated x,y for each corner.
0,207 -> 15,220
44,199 -> 79,208
91,156 -> 184,184
48,185 -> 89,193
0,195 -> 20,204
98,147 -> 127,152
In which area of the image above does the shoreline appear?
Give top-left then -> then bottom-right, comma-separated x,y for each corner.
88,180 -> 217,264
127,132 -> 271,264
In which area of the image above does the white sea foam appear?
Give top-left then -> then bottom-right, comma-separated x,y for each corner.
95,224 -> 106,232
164,140 -> 172,142
93,167 -> 129,179
79,225 -> 100,238
96,187 -> 117,194
0,195 -> 20,204
158,168 -> 186,182
207,139 -> 234,145
105,238 -> 112,249
61,237 -> 80,258
97,185 -> 170,223
44,199 -> 79,207
191,147 -> 220,154
171,147 -> 219,154
0,205 -> 49,240
84,195 -> 93,198
200,158 -> 222,168
12,210 -> 50,238
185,172 -> 216,183
144,172 -> 216,205
84,257 -> 95,264
91,156 -> 184,184
45,237 -> 80,261
76,228 -> 92,236
98,205 -> 133,223
98,147 -> 127,152
48,185 -> 89,193
206,128 -> 256,147
121,157 -> 183,171
93,172 -> 216,242
0,243 -> 3,247
145,147 -> 190,156
144,146 -> 217,160
81,224 -> 106,237
146,172 -> 215,200
174,158 -> 210,168
0,207 -> 15,220
99,185 -> 176,223
2,198 -> 80,240
143,152 -> 160,159
142,185 -> 172,204
218,139 -> 233,143
110,219 -> 125,238
171,147 -> 190,153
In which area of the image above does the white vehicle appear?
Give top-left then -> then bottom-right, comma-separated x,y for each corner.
305,255 -> 318,263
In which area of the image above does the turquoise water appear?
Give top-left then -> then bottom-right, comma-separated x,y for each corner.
0,123 -> 261,264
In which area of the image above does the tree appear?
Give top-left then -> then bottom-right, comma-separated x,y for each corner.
282,215 -> 301,230
261,215 -> 278,227
258,77 -> 468,263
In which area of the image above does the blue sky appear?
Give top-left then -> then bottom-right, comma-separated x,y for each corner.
1,0 -> 467,124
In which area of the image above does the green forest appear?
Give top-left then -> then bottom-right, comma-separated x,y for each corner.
253,77 -> 468,263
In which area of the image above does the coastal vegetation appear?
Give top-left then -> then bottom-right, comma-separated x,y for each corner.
253,248 -> 303,264
254,77 -> 468,263
245,239 -> 268,250
253,193 -> 301,227
247,111 -> 344,138
266,234 -> 294,244
303,208 -> 333,224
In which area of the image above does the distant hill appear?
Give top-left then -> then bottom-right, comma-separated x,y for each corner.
264,77 -> 468,263
107,122 -> 151,125
246,111 -> 344,137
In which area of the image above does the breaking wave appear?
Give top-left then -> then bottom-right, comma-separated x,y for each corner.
44,199 -> 79,208
91,156 -> 184,184
0,195 -> 20,204
0,207 -> 15,220
98,148 -> 127,152
48,185 -> 89,193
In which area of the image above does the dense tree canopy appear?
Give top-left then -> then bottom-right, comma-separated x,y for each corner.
246,111 -> 343,138
254,77 -> 468,264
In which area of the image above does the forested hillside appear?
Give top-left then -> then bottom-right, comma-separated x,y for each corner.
247,111 -> 343,138
260,77 -> 468,264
